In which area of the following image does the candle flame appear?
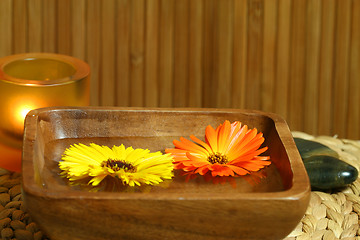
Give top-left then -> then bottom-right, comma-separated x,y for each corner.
12,101 -> 38,133
17,105 -> 33,121
5,97 -> 45,136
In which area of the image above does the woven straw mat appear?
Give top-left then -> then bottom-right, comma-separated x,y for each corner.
284,132 -> 360,240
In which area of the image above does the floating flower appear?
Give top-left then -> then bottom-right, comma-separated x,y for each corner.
165,120 -> 270,177
59,143 -> 174,188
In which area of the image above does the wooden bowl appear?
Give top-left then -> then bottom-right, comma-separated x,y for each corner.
22,107 -> 310,240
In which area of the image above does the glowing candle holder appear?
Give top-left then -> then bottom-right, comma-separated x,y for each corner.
0,53 -> 90,172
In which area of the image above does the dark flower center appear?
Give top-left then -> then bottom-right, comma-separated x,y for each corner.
102,159 -> 136,172
207,152 -> 228,164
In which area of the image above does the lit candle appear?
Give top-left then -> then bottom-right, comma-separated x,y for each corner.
0,53 -> 90,172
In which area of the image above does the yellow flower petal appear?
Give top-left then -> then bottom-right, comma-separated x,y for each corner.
59,143 -> 174,189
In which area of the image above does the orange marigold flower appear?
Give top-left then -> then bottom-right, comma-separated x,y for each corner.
165,120 -> 271,177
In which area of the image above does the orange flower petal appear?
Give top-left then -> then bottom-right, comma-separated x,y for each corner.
229,147 -> 269,164
233,158 -> 270,170
195,166 -> 210,175
174,162 -> 186,169
185,152 -> 209,163
189,135 -> 213,153
217,120 -> 231,153
227,131 -> 263,159
230,121 -> 242,134
225,124 -> 247,154
182,165 -> 198,171
237,128 -> 258,149
253,156 -> 271,161
173,138 -> 206,156
231,135 -> 265,158
209,164 -> 235,177
171,156 -> 189,161
165,148 -> 188,153
185,161 -> 209,168
205,125 -> 218,152
179,137 -> 210,156
222,166 -> 235,176
167,120 -> 270,178
243,136 -> 265,153
181,160 -> 205,167
228,165 -> 250,175
225,126 -> 249,157
236,161 -> 268,172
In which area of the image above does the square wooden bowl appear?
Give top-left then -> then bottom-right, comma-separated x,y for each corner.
22,107 -> 310,240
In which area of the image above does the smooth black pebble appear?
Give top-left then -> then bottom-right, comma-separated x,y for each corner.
294,137 -> 339,159
294,137 -> 358,190
303,155 -> 358,190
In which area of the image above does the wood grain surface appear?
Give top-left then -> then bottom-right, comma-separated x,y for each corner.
0,0 -> 359,139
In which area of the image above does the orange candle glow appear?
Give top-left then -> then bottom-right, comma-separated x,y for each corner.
0,53 -> 90,172
4,96 -> 43,138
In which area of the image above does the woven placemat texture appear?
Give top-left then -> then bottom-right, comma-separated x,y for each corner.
0,169 -> 48,240
0,132 -> 359,240
285,132 -> 360,240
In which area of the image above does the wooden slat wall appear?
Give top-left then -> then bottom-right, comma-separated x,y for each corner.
0,0 -> 360,139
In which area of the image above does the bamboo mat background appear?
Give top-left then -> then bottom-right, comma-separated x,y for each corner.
0,0 -> 360,140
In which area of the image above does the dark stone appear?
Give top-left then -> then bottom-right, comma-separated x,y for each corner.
303,155 -> 358,190
294,138 -> 358,190
294,138 -> 339,159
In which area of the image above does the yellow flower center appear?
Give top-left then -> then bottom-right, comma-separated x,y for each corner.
102,159 -> 137,173
207,152 -> 228,164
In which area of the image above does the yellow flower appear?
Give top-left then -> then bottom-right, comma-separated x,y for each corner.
59,143 -> 174,187
165,120 -> 271,177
